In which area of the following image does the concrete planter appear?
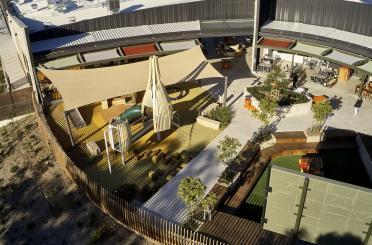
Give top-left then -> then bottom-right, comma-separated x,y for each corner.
196,116 -> 221,130
245,87 -> 311,117
217,171 -> 241,188
304,130 -> 325,143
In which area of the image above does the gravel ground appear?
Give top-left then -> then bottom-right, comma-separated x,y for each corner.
0,115 -> 155,245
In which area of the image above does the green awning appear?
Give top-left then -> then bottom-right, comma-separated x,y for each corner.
43,55 -> 81,69
357,61 -> 372,75
291,42 -> 330,57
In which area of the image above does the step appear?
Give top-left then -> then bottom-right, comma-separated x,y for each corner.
274,131 -> 307,144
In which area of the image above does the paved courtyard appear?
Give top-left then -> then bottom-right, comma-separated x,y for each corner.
143,49 -> 372,224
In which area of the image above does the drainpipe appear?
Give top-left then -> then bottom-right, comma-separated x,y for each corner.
251,0 -> 261,72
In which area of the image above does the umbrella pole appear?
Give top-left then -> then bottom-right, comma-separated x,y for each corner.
223,76 -> 228,107
104,130 -> 112,174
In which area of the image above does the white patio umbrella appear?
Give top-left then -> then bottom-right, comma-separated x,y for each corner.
142,56 -> 173,139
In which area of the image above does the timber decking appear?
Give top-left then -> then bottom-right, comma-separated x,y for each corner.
199,211 -> 290,245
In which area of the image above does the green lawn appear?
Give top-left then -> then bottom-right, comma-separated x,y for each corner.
245,155 -> 301,207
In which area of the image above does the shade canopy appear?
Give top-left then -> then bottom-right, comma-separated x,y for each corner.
323,50 -> 366,66
43,55 -> 81,69
39,46 -> 223,111
82,48 -> 122,63
291,42 -> 331,57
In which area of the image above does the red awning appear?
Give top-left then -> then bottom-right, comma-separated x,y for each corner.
121,43 -> 158,56
258,38 -> 295,49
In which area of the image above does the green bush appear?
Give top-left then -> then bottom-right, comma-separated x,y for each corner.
207,106 -> 233,128
182,218 -> 199,231
247,86 -> 309,106
10,165 -> 19,173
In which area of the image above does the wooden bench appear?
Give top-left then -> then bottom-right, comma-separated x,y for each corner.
86,141 -> 100,156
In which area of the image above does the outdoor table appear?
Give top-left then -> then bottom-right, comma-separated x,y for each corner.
258,63 -> 272,72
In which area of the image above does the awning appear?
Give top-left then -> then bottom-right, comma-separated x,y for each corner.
121,43 -> 158,56
357,61 -> 372,75
291,42 -> 331,56
258,37 -> 295,49
39,46 -> 223,111
159,40 -> 197,52
43,55 -> 81,69
323,50 -> 366,66
82,48 -> 122,63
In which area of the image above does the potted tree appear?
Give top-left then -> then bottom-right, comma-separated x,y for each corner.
217,136 -> 242,187
178,176 -> 206,231
200,193 -> 218,221
306,100 -> 333,142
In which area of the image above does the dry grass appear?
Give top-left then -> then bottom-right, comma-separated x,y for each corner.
0,115 -> 154,245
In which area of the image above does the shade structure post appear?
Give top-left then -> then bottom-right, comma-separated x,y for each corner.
64,111 -> 74,147
223,76 -> 228,107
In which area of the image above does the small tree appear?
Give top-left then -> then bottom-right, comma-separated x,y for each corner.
312,100 -> 333,123
200,193 -> 218,221
217,136 -> 241,178
253,97 -> 278,124
178,176 -> 206,216
264,65 -> 289,91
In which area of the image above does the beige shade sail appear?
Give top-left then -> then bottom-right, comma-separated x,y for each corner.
39,46 -> 223,111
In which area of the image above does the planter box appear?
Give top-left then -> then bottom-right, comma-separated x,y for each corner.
196,116 -> 220,130
304,130 -> 325,143
200,102 -> 219,116
217,171 -> 241,188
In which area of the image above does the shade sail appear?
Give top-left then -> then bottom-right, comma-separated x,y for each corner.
323,50 -> 365,66
82,48 -> 122,63
291,42 -> 330,56
39,46 -> 223,111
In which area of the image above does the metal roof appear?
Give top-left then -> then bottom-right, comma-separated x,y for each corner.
262,21 -> 372,52
31,21 -> 201,53
358,61 -> 372,75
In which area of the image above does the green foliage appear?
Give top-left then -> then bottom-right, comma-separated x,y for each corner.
89,226 -> 109,244
217,136 -> 241,167
251,125 -> 274,143
246,86 -> 308,106
200,193 -> 218,211
253,98 -> 278,124
178,176 -> 206,215
207,106 -> 233,128
264,65 -> 288,89
10,165 -> 19,173
312,100 -> 333,123
182,218 -> 199,231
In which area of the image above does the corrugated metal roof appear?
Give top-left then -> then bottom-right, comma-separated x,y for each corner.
31,21 -> 201,53
262,20 -> 372,51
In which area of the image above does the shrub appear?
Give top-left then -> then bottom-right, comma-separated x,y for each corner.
114,183 -> 139,202
10,165 -> 19,173
182,218 -> 199,231
252,97 -> 278,124
207,106 -> 233,128
312,100 -> 333,123
247,86 -> 309,106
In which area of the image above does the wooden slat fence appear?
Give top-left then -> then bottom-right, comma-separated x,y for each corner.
32,96 -> 227,245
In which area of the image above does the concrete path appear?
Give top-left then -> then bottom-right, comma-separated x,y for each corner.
143,55 -> 262,224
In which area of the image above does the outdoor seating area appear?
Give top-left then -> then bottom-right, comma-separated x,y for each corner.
46,82 -> 221,200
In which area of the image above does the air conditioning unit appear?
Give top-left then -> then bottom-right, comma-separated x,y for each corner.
107,0 -> 120,14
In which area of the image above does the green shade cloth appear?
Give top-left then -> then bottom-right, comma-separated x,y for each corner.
291,42 -> 330,56
357,61 -> 372,75
43,55 -> 81,69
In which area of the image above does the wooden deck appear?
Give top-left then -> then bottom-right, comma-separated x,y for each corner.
199,211 -> 290,245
